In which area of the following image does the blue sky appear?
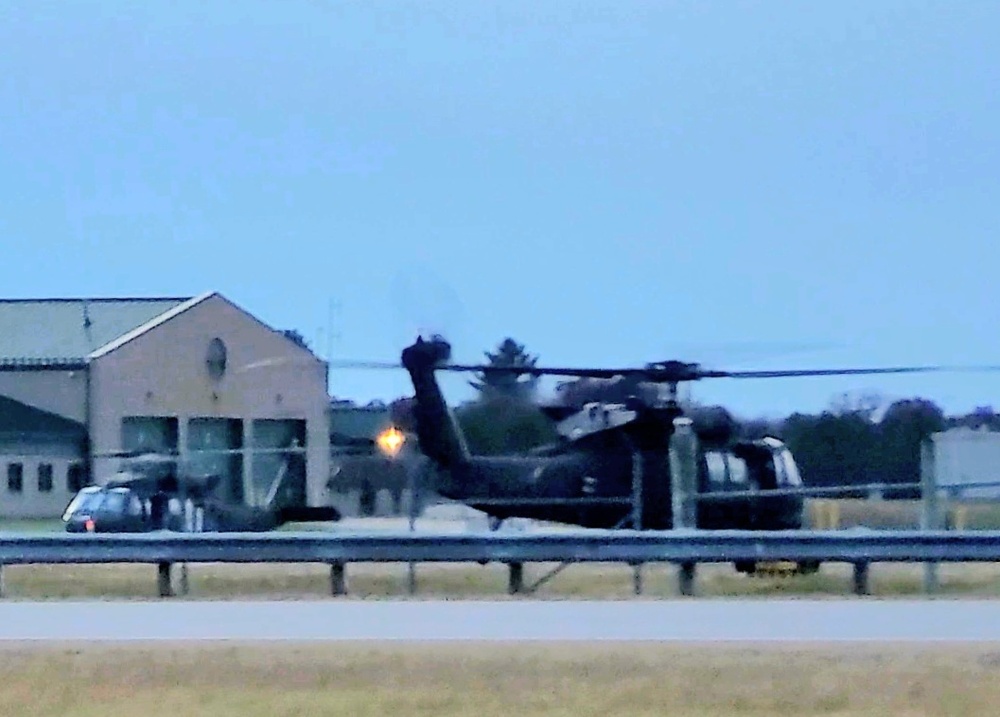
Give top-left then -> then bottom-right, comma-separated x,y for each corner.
2,1 -> 997,419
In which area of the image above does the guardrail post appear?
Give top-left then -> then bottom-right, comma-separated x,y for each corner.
330,561 -> 347,596
920,439 -> 940,593
852,562 -> 870,595
630,442 -> 643,530
0,564 -> 4,598
406,456 -> 424,596
157,562 -> 173,598
628,440 -> 644,592
179,564 -> 190,596
508,562 -> 524,595
670,418 -> 698,530
677,562 -> 696,596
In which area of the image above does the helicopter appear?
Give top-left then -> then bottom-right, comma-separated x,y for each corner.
62,450 -> 340,533
336,335 -> 1000,544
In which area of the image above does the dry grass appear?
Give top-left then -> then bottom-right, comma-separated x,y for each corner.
7,560 -> 1000,600
1,641 -> 999,716
807,498 -> 1000,530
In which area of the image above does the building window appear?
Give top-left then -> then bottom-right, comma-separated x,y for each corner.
7,463 -> 23,493
38,463 -> 54,492
121,416 -> 179,453
67,463 -> 88,493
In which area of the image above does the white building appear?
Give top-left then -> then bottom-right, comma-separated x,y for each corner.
931,426 -> 1000,499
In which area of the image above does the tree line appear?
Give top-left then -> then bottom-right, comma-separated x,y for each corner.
388,337 -> 998,497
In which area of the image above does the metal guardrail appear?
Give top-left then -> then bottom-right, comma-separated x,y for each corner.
1,528 -> 999,564
0,528 -> 996,598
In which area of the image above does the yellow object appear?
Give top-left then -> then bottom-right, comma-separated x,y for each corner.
810,500 -> 841,530
753,561 -> 799,576
377,426 -> 406,457
951,505 -> 969,531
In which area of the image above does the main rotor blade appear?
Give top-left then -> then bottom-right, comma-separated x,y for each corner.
327,359 -> 639,378
436,364 -> 643,379
328,360 -> 403,370
435,362 -> 1000,382
327,357 -> 1000,383
716,364 -> 1000,379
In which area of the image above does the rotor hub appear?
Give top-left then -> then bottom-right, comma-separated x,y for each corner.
643,360 -> 704,383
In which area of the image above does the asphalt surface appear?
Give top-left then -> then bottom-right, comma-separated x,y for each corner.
2,599 -> 1000,641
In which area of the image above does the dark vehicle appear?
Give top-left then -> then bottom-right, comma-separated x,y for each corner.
334,335 -> 1000,571
62,451 -> 340,533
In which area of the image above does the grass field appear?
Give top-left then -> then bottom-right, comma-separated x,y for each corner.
1,641 -> 999,716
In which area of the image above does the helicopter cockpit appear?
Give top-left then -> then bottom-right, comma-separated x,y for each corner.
698,436 -> 804,531
62,482 -> 186,533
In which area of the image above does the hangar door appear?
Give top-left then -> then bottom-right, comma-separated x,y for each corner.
187,418 -> 244,503
250,419 -> 307,508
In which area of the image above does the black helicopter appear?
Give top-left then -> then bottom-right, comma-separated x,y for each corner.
62,450 -> 340,533
339,335 -> 1000,540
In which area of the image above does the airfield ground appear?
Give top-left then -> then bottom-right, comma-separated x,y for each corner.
0,641 -> 997,716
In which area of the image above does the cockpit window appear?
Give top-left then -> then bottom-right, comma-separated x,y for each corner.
778,449 -> 803,486
704,451 -> 728,484
62,487 -> 103,520
726,454 -> 748,483
102,490 -> 128,513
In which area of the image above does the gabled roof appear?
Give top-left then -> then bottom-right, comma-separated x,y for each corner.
0,394 -> 86,439
0,296 -> 190,367
87,291 -> 325,364
0,291 -> 323,369
88,292 -> 214,359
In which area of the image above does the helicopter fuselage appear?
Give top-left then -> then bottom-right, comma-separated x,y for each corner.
434,416 -> 804,531
400,336 -> 805,532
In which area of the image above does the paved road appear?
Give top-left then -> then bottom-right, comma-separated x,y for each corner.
3,599 -> 1000,641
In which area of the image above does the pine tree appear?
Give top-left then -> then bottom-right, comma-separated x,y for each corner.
469,337 -> 540,402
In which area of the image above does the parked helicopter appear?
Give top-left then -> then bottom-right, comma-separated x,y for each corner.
336,335 -> 1000,543
62,450 -> 340,533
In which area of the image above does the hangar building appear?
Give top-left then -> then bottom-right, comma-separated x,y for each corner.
0,292 -> 330,519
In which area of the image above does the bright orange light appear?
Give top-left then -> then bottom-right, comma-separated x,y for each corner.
377,426 -> 405,457
85,518 -> 95,532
